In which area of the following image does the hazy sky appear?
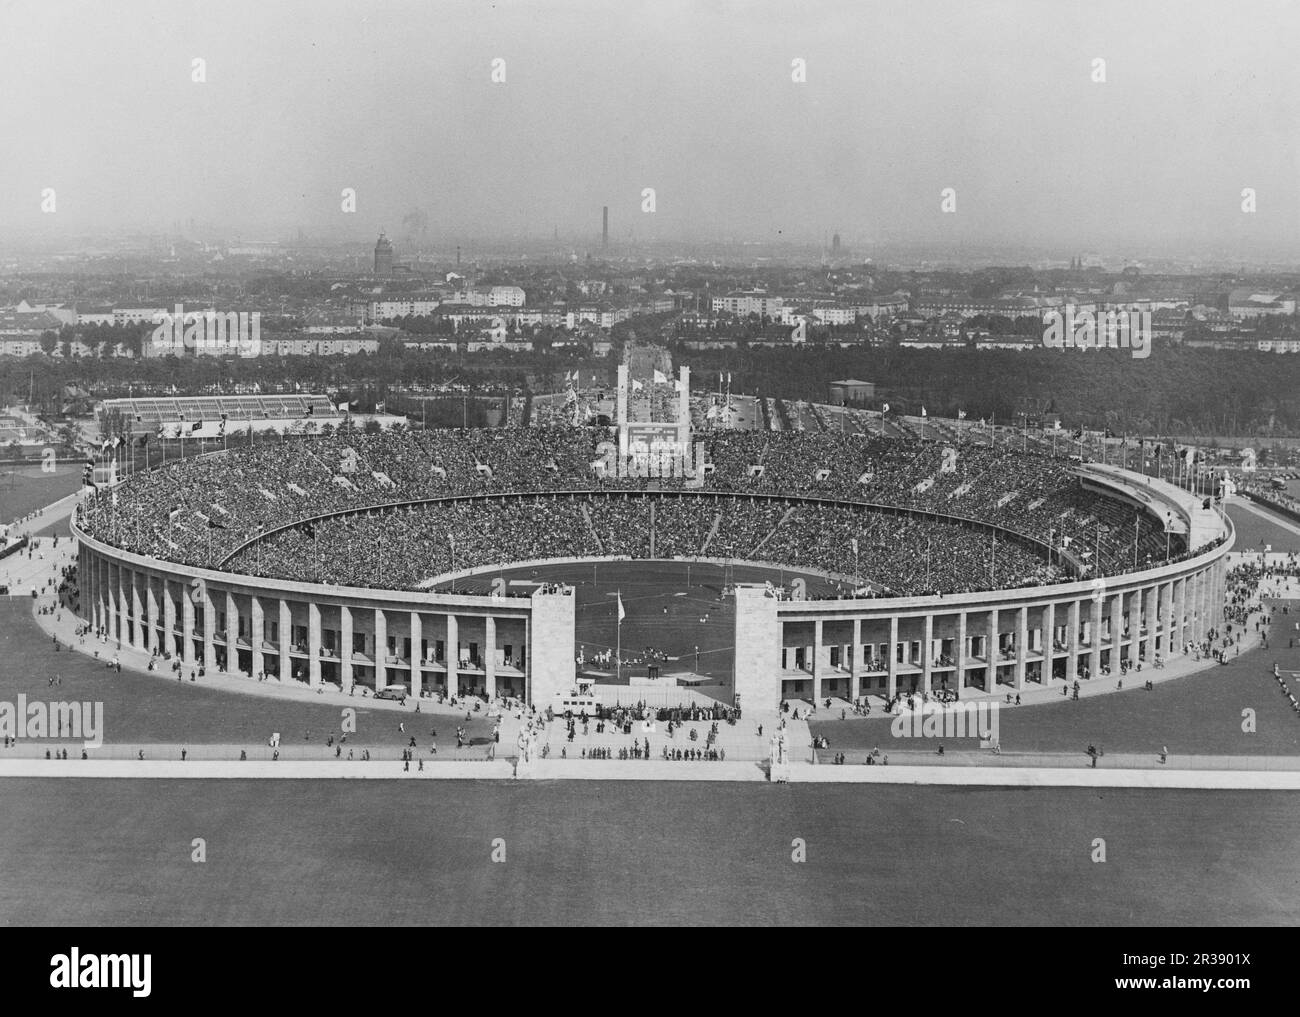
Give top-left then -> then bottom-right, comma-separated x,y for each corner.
2,0 -> 1299,252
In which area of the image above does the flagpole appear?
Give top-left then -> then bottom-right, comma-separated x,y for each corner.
615,591 -> 621,684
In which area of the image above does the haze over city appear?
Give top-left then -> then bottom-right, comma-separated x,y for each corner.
3,0 -> 1300,260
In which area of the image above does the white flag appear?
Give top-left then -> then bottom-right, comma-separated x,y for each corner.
617,592 -> 625,623
921,406 -> 927,418
653,369 -> 667,384
882,403 -> 890,413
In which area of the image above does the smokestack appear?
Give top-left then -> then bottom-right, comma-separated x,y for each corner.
602,206 -> 608,248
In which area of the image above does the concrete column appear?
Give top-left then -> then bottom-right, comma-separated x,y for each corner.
484,615 -> 497,699
849,617 -> 861,701
811,618 -> 823,703
1173,576 -> 1186,650
956,611 -> 967,695
307,601 -> 321,686
987,608 -> 999,693
181,585 -> 196,665
1065,600 -> 1079,681
339,604 -> 353,693
1040,602 -> 1054,685
163,580 -> 176,658
131,570 -> 146,650
278,599 -> 292,683
886,615 -> 898,700
106,563 -> 118,641
250,595 -> 264,679
921,614 -> 933,694
446,614 -> 458,696
374,608 -> 388,690
1014,606 -> 1027,689
1160,581 -> 1174,658
226,590 -> 239,672
1200,570 -> 1211,640
146,577 -> 159,656
1108,592 -> 1122,671
1127,588 -> 1141,665
202,585 -> 217,671
1088,595 -> 1102,679
1144,586 -> 1159,662
410,611 -> 423,698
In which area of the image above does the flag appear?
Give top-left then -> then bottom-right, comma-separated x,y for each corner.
958,410 -> 966,420
631,379 -> 644,392
851,537 -> 859,555
653,369 -> 667,384
882,403 -> 890,414
100,439 -> 110,452
921,406 -> 927,418
727,373 -> 732,386
475,461 -> 493,477
617,592 -> 625,623
111,435 -> 122,448
375,401 -> 386,412
191,421 -> 202,433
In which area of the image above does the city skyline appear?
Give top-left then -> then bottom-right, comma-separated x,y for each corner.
2,0 -> 1300,257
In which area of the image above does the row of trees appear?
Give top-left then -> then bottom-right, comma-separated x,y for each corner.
4,341 -> 1300,437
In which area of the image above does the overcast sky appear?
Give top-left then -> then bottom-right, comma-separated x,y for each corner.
2,0 -> 1299,253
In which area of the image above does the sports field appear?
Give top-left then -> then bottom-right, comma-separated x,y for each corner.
0,779 -> 1295,925
433,559 -> 847,685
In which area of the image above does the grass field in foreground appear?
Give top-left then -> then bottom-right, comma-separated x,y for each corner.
0,779 -> 1295,926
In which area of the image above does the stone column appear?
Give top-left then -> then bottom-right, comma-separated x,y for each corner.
278,599 -> 292,683
1089,595 -> 1102,679
106,563 -> 118,641
1065,600 -> 1079,682
308,601 -> 322,686
1014,606 -> 1027,690
446,613 -> 458,696
956,611 -> 967,695
1108,592 -> 1122,671
374,608 -> 388,690
1144,586 -> 1159,662
339,604 -> 353,693
1040,602 -> 1055,685
986,608 -> 999,693
250,595 -> 264,679
163,580 -> 176,659
1127,588 -> 1141,665
1160,581 -> 1174,658
849,617 -> 861,701
921,614 -> 934,694
226,590 -> 239,672
410,611 -> 423,698
811,618 -> 823,703
130,570 -> 146,650
484,615 -> 497,700
146,577 -> 159,656
886,615 -> 898,700
202,584 -> 217,671
181,585 -> 196,665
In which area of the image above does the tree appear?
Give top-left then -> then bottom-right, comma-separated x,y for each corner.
39,331 -> 57,355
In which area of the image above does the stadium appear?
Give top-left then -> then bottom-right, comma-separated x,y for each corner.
68,364 -> 1233,714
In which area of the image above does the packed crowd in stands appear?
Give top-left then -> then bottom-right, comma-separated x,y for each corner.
78,425 -> 1190,593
